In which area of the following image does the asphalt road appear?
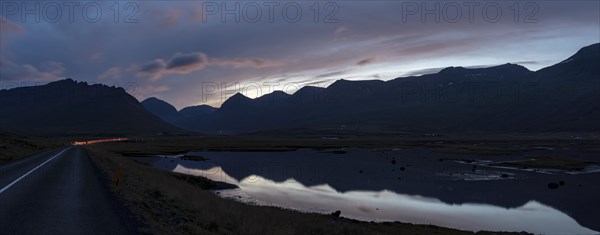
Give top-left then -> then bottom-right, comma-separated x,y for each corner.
0,146 -> 137,234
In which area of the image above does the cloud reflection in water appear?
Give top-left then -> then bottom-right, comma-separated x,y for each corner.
173,164 -> 597,234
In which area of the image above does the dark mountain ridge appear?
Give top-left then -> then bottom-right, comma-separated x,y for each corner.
0,79 -> 181,135
179,105 -> 216,118
3,44 -> 597,135
166,43 -> 599,133
141,97 -> 182,123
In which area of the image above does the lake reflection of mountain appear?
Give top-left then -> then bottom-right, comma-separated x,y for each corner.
149,149 -> 600,234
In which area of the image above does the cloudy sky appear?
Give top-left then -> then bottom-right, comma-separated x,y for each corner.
1,1 -> 598,109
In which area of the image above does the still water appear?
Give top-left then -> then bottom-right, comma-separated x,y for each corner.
147,149 -> 599,234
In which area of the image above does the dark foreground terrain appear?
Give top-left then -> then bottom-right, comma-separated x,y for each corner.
0,146 -> 138,234
0,132 -> 65,163
84,134 -> 600,234
86,143 -> 526,235
5,133 -> 598,234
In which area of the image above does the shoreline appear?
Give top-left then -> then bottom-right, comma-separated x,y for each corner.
84,140 -> 537,234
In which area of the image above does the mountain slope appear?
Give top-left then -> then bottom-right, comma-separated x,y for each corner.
512,43 -> 600,131
0,79 -> 181,135
179,105 -> 216,118
142,97 -> 182,123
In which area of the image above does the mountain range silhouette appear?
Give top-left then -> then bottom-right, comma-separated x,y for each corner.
143,43 -> 600,134
1,43 -> 598,134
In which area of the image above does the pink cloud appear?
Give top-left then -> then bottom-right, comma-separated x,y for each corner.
210,58 -> 283,68
98,67 -> 124,80
356,57 -> 376,66
136,52 -> 282,80
0,16 -> 25,48
129,85 -> 171,101
161,9 -> 185,27
0,58 -> 65,81
0,16 -> 23,34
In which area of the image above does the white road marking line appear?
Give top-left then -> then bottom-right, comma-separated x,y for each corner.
0,147 -> 72,194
